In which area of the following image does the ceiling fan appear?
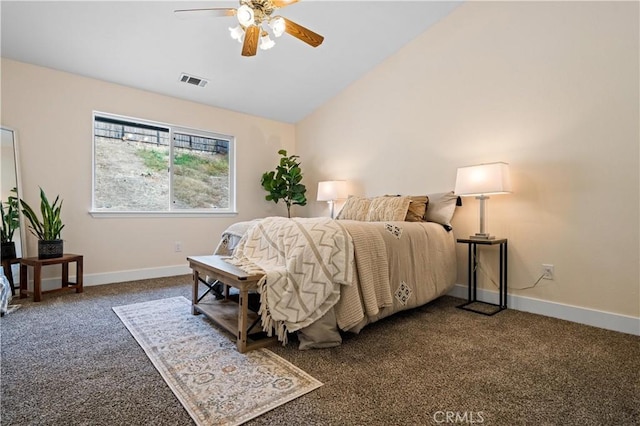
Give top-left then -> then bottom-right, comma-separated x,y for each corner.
174,0 -> 324,57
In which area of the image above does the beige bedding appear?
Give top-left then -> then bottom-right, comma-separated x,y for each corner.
218,218 -> 457,348
336,220 -> 457,334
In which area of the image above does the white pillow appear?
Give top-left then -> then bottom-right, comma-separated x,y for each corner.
424,191 -> 458,227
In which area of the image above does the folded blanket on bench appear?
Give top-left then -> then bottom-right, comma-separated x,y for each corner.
226,216 -> 354,343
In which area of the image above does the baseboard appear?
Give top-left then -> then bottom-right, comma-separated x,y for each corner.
20,269 -> 640,337
32,264 -> 192,292
448,284 -> 640,336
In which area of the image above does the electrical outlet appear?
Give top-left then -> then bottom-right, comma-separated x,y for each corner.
542,264 -> 554,280
175,241 -> 182,252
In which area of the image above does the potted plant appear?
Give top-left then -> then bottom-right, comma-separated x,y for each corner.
1,188 -> 20,260
20,188 -> 65,259
260,149 -> 307,218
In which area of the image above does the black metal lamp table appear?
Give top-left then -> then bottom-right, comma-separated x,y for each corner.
456,238 -> 508,316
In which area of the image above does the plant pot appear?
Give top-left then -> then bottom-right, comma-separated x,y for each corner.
38,239 -> 63,259
1,242 -> 16,260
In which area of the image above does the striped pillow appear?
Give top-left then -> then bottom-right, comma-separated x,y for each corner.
336,196 -> 371,221
366,196 -> 411,222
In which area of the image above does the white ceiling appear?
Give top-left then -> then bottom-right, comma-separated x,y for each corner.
1,1 -> 461,123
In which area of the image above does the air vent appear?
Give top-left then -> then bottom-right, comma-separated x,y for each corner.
179,73 -> 208,88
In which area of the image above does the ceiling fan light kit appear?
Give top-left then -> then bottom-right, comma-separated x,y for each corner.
260,33 -> 276,50
236,4 -> 255,26
229,25 -> 245,42
175,0 -> 324,57
269,16 -> 286,37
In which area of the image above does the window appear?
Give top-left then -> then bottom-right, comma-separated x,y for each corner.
92,112 -> 235,216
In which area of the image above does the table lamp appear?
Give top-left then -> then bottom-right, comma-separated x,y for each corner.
454,162 -> 512,239
317,180 -> 347,219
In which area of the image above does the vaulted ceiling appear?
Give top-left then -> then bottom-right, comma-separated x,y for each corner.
1,1 -> 461,123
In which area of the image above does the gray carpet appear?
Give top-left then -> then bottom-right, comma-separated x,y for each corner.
1,275 -> 638,425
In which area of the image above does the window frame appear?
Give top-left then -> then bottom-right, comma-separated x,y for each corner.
90,111 -> 237,218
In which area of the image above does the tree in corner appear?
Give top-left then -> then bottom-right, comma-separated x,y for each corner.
260,149 -> 307,218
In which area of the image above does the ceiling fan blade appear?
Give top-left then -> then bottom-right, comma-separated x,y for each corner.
272,0 -> 300,8
174,8 -> 236,19
282,17 -> 324,48
242,25 -> 260,57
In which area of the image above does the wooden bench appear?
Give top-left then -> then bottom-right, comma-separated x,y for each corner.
187,255 -> 276,353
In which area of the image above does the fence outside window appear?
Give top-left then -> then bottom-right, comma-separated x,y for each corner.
92,112 -> 235,215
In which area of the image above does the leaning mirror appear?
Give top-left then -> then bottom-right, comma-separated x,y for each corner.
1,127 -> 26,291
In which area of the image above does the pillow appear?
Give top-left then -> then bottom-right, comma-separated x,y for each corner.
336,196 -> 371,221
405,195 -> 429,222
366,196 -> 411,222
424,191 -> 458,227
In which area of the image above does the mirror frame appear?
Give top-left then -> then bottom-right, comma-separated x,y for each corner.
1,126 -> 27,259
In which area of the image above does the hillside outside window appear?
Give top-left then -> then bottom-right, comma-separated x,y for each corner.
91,112 -> 236,217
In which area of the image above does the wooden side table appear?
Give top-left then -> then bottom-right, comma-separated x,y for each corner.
1,257 -> 21,296
20,254 -> 83,302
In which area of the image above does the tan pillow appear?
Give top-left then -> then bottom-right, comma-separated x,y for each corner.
336,196 -> 371,221
366,196 -> 411,222
405,195 -> 429,222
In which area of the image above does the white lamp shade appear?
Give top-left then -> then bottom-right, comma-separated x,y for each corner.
454,162 -> 512,196
237,5 -> 255,26
229,25 -> 244,42
260,34 -> 275,50
317,181 -> 347,201
270,17 -> 286,37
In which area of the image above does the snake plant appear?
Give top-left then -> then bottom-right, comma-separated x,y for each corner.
1,188 -> 20,243
20,188 -> 65,241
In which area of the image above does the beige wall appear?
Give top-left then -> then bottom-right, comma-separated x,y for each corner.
1,59 -> 295,279
2,2 -> 638,322
297,2 -> 639,318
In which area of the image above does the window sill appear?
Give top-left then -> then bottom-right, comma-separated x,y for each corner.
89,210 -> 238,219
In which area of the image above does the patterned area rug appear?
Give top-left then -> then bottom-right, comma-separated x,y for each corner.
113,296 -> 322,426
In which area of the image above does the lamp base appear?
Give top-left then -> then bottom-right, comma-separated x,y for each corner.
471,233 -> 495,240
328,200 -> 335,219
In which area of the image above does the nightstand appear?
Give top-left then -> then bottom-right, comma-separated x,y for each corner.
456,238 -> 507,316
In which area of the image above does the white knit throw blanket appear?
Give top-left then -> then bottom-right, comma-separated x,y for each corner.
226,217 -> 354,343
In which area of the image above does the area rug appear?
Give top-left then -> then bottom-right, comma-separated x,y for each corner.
113,296 -> 322,426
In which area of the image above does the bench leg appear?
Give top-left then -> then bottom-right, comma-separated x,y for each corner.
237,287 -> 249,353
191,270 -> 200,315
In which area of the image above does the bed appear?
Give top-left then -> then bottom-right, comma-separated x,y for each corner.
213,192 -> 459,349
